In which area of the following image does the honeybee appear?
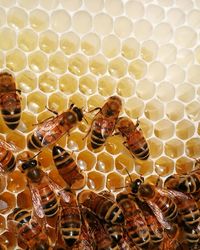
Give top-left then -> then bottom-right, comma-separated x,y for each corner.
116,117 -> 149,160
116,192 -> 150,249
22,158 -> 59,219
0,72 -> 21,130
28,104 -> 83,150
86,96 -> 122,149
52,146 -> 85,189
12,208 -> 50,250
0,139 -> 16,173
78,190 -> 124,225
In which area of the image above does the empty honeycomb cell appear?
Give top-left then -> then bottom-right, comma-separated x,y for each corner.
176,48 -> 194,67
114,16 -> 133,38
16,70 -> 37,93
51,10 -> 71,33
7,7 -> 28,30
105,0 -> 123,16
128,59 -> 147,80
1,231 -> 16,249
87,94 -> 105,110
146,4 -> 165,23
125,0 -> 144,19
89,54 -> 107,76
148,137 -> 163,158
40,0 -> 59,9
0,215 -> 5,233
155,156 -> 174,177
39,72 -> 57,93
48,92 -> 68,113
176,119 -> 195,140
102,35 -> 120,58
145,99 -> 164,121
0,0 -> 15,7
39,30 -> 58,53
108,57 -> 127,79
0,192 -> 16,214
68,54 -> 88,76
125,97 -> 144,119
136,79 -> 155,100
77,150 -> 96,171
117,77 -> 135,97
153,23 -> 173,44
0,175 -> 6,194
187,64 -> 200,84
61,0 -> 82,11
105,136 -> 124,155
176,83 -> 195,102
6,131 -> 26,150
187,9 -> 200,28
49,51 -> 67,74
148,61 -> 166,82
6,49 -> 26,72
93,13 -> 113,35
167,64 -> 185,85
79,74 -> 97,95
0,8 -> 6,26
81,33 -> 100,56
154,119 -> 175,140
18,0 -> 39,9
185,101 -> 200,121
7,171 -> 26,193
165,139 -> 184,158
115,154 -> 135,175
134,19 -> 153,41
60,32 -> 80,55
0,28 -> 16,50
106,172 -> 124,192
166,101 -> 184,121
175,26 -> 197,48
29,9 -> 49,32
69,93 -> 87,109
17,188 -> 33,209
72,11 -> 92,34
67,132 -> 86,151
85,0 -> 103,12
59,74 -> 78,94
18,28 -> 38,52
195,45 -> 200,64
96,152 -> 114,173
135,160 -> 153,176
141,40 -> 158,62
18,111 -> 37,133
167,8 -> 185,26
27,91 -> 47,113
87,171 -> 105,191
176,0 -> 193,11
0,52 -> 4,68
158,44 -> 177,64
28,51 -> 48,73
176,156 -> 194,174
156,81 -> 175,102
139,118 -> 153,138
186,138 -> 200,158
98,76 -> 116,96
121,38 -> 139,60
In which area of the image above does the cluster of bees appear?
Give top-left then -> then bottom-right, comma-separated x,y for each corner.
0,71 -> 200,250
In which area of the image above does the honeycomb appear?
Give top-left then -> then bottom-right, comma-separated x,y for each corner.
0,0 -> 200,248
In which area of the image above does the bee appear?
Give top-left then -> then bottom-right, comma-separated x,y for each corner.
86,96 -> 122,149
22,158 -> 59,219
52,146 -> 85,189
0,139 -> 16,173
0,72 -> 21,130
78,190 -> 124,225
115,117 -> 149,160
116,192 -> 150,249
28,104 -> 84,150
12,208 -> 50,250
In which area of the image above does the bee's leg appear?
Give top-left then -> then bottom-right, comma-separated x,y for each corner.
87,107 -> 102,113
45,106 -> 58,116
16,89 -> 21,94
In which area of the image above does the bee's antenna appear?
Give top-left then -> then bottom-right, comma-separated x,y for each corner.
124,168 -> 133,183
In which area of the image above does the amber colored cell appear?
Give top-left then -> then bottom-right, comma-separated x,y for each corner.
77,150 -> 96,171
29,9 -> 49,32
87,95 -> 105,110
0,175 -> 6,194
155,156 -> 174,177
17,188 -> 32,209
27,91 -> 47,113
79,74 -> 97,95
39,72 -> 57,93
117,77 -> 135,97
60,32 -> 80,55
186,138 -> 200,158
98,76 -> 116,96
49,169 -> 69,190
139,118 -> 153,138
135,160 -> 153,176
39,30 -> 58,53
96,152 -> 114,173
145,175 -> 163,187
49,51 -> 67,74
69,93 -> 87,109
145,99 -> 164,121
7,7 -> 28,29
68,54 -> 88,76
6,49 -> 27,72
166,101 -> 184,121
67,132 -> 86,151
7,171 -> 26,193
165,139 -> 184,158
6,131 -> 26,151
16,70 -> 37,93
136,79 -> 155,100
0,27 -> 16,50
1,231 -> 17,249
0,192 -> 16,214
48,93 -> 68,114
176,157 -> 194,174
185,101 -> 200,121
122,38 -> 139,60
28,51 -> 48,73
105,136 -> 124,155
0,215 -> 5,233
125,97 -> 144,119
148,137 -> 163,158
176,119 -> 195,140
87,171 -> 105,191
89,54 -> 107,76
128,59 -> 147,79
115,154 -> 135,176
141,40 -> 158,62
59,74 -> 78,94
154,119 -> 175,140
108,57 -> 127,78
37,148 -> 54,170
106,172 -> 124,192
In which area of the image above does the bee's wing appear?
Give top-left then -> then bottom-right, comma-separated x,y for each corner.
0,139 -> 17,152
